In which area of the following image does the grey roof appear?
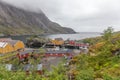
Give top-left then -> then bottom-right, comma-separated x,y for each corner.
55,38 -> 63,41
20,50 -> 33,54
46,50 -> 73,54
7,40 -> 18,45
0,38 -> 20,46
20,50 -> 40,54
0,38 -> 12,41
0,42 -> 8,48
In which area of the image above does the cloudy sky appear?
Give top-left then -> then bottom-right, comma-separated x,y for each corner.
2,0 -> 120,32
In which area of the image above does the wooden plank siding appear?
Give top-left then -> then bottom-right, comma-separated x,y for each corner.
14,41 -> 25,51
0,38 -> 25,54
0,43 -> 14,54
51,40 -> 64,45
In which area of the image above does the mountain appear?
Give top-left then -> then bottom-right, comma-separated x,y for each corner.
0,1 -> 75,36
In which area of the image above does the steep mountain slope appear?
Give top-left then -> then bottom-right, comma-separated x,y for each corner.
0,1 -> 75,36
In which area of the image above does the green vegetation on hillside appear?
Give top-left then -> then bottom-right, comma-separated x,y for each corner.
0,25 -> 45,36
70,27 -> 120,80
1,27 -> 120,80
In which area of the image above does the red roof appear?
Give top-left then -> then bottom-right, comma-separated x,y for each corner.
69,41 -> 75,45
69,41 -> 88,47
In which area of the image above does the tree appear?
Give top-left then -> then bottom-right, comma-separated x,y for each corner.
103,27 -> 114,41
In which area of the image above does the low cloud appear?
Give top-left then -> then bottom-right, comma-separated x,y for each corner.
2,0 -> 120,32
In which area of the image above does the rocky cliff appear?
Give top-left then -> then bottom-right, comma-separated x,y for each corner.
0,1 -> 75,36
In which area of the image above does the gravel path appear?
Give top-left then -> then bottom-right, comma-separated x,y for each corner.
41,50 -> 81,71
41,57 -> 64,71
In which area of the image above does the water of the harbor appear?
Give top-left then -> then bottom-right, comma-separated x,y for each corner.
46,32 -> 101,40
0,32 -> 101,43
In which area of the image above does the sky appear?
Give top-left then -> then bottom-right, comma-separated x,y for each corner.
2,0 -> 120,32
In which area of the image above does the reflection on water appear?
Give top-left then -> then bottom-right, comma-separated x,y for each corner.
46,32 -> 101,40
0,32 -> 101,43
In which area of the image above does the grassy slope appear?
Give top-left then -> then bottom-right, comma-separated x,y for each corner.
69,32 -> 120,80
1,31 -> 120,79
0,25 -> 45,35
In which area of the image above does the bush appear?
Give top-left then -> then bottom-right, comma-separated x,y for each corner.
75,68 -> 94,80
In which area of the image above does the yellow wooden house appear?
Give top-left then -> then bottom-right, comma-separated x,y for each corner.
0,42 -> 14,54
7,40 -> 25,51
0,38 -> 25,54
51,38 -> 64,45
13,40 -> 25,51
